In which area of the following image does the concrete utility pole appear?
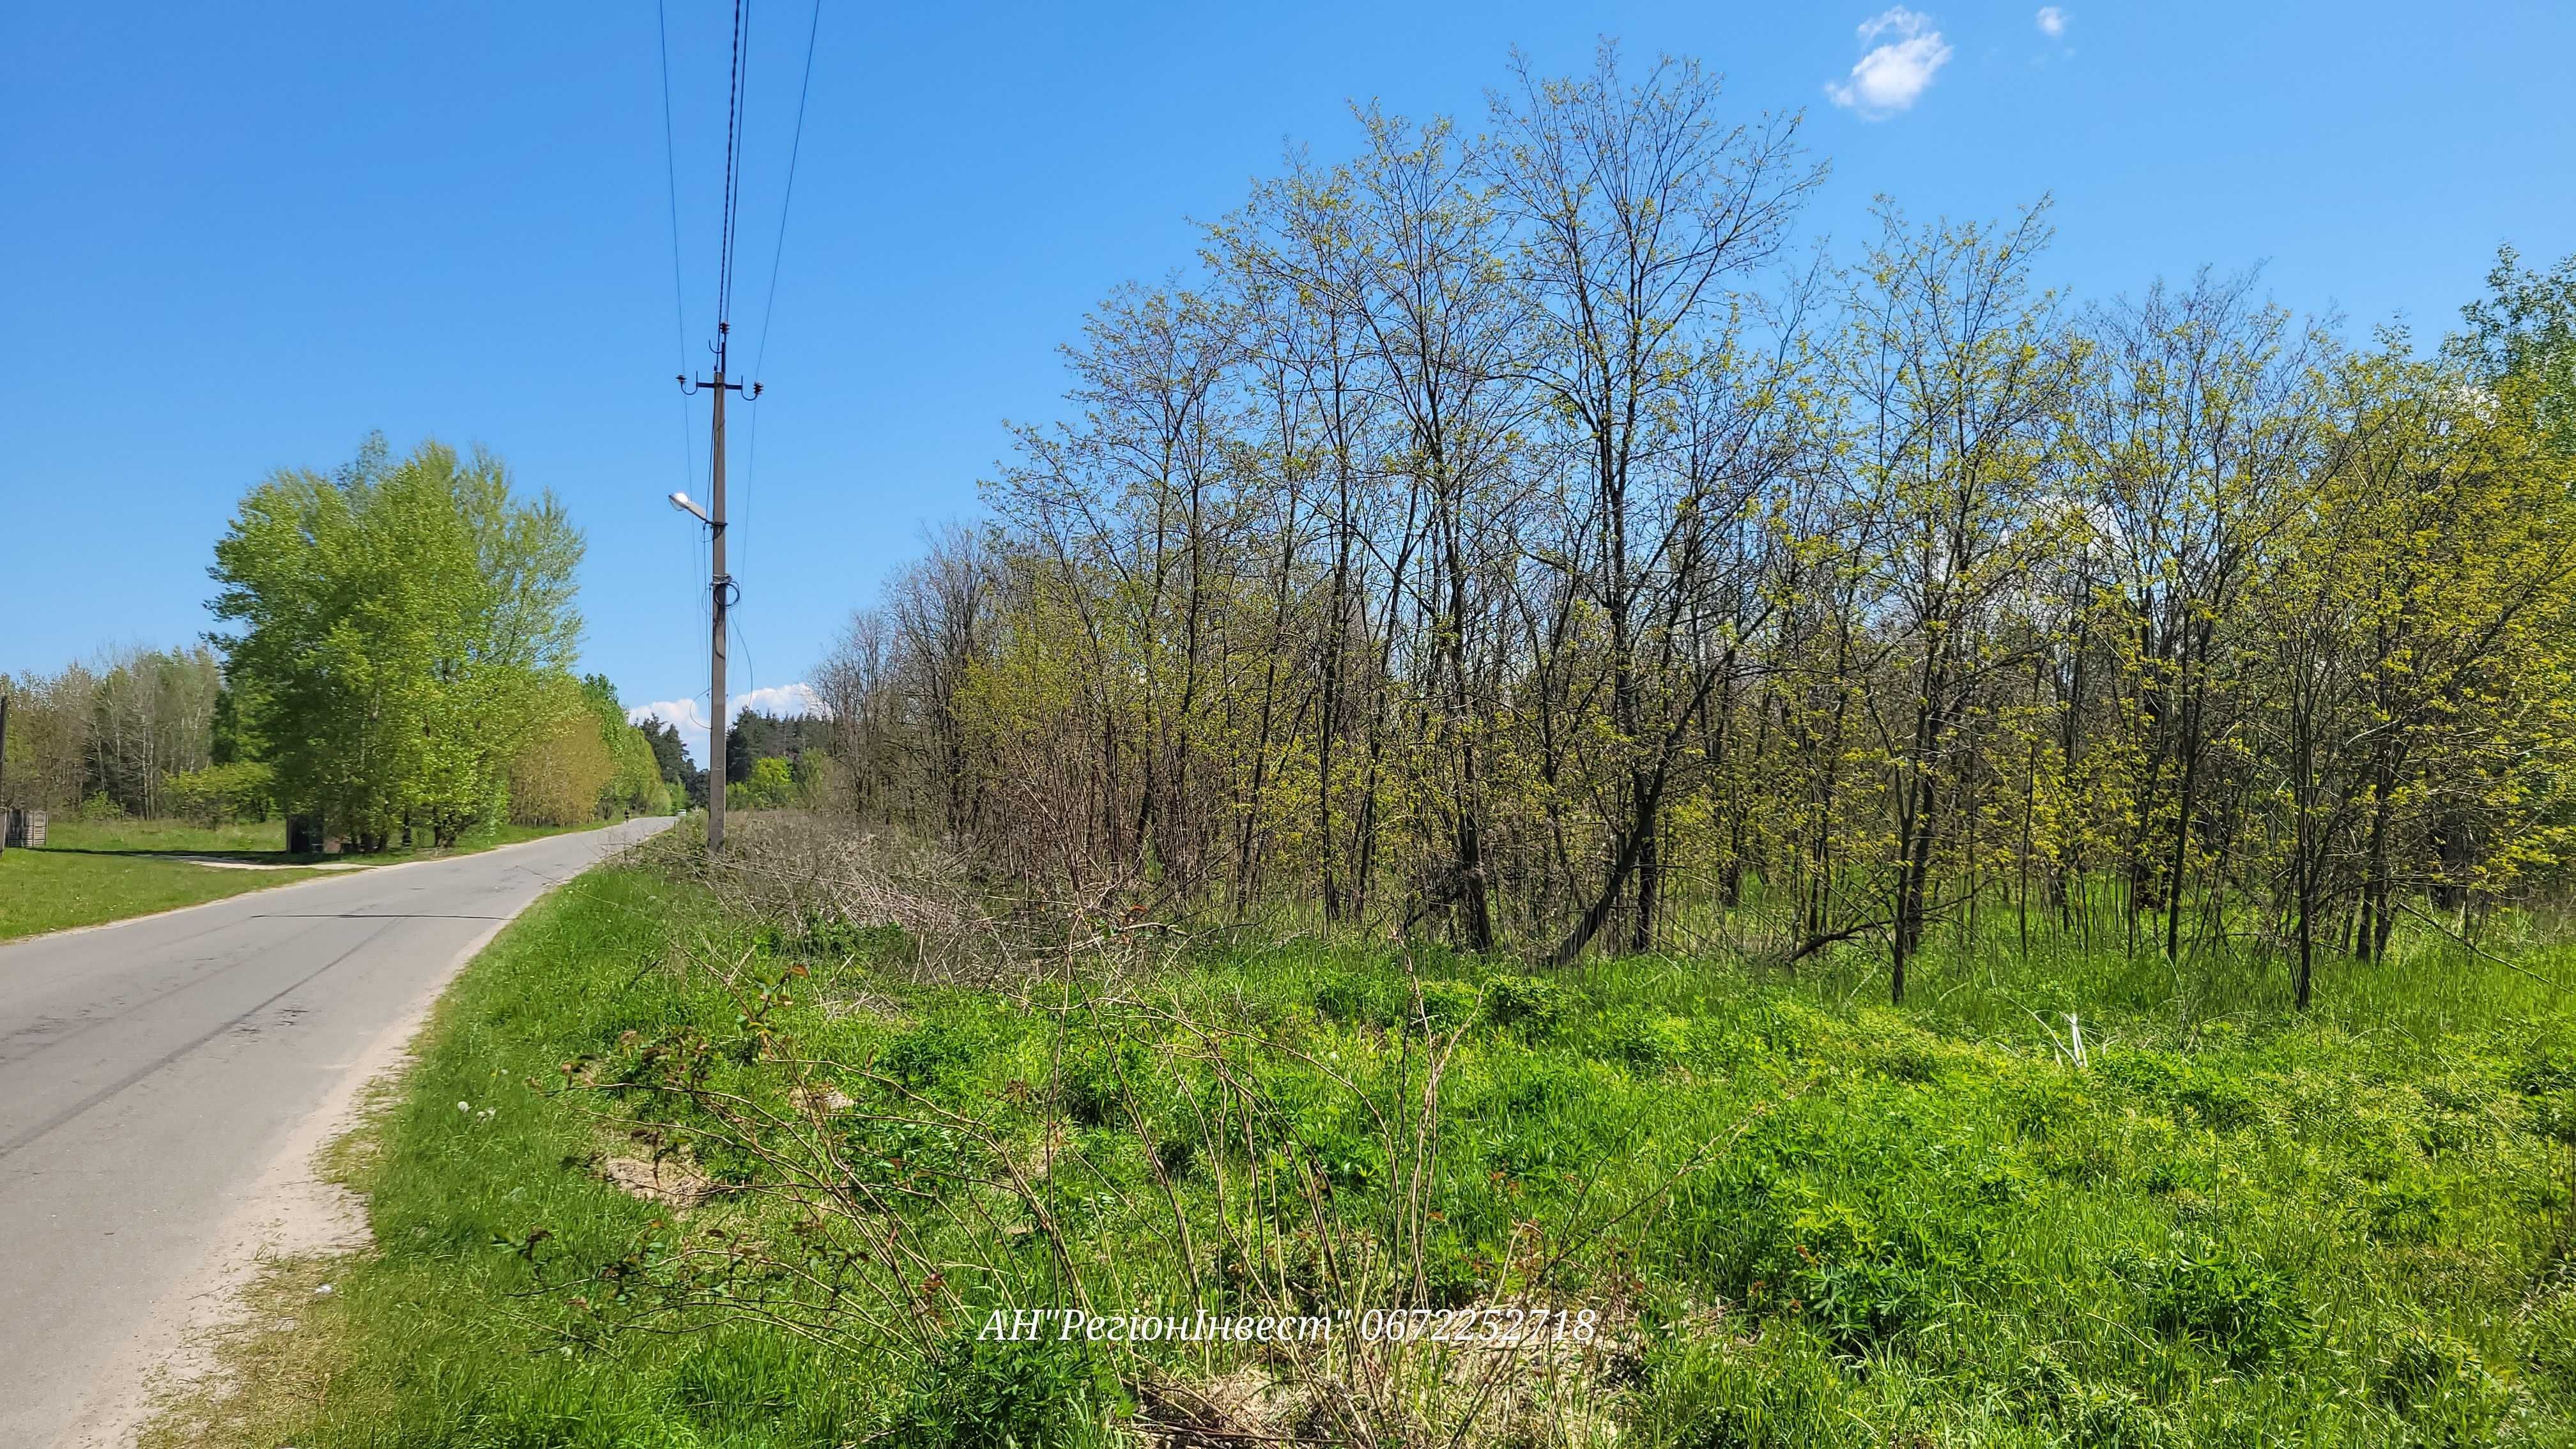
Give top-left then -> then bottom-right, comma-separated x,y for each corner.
684,321 -> 758,859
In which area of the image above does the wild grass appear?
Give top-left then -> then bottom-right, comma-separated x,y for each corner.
151,820 -> 2576,1446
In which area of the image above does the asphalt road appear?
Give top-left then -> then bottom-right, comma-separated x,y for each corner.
0,818 -> 672,1446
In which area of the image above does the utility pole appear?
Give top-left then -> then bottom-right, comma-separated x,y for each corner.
685,321 -> 758,858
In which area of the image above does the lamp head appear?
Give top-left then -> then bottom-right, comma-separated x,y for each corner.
668,491 -> 710,524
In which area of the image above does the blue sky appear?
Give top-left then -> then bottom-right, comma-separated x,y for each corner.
4,2 -> 2571,761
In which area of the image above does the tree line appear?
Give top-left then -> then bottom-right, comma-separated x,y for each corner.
4,436 -> 688,846
1,645 -> 227,818
815,47 -> 2576,1004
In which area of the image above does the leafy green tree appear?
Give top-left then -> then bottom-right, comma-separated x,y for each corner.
726,707 -> 831,784
209,435 -> 583,850
2453,245 -> 2576,454
732,755 -> 797,810
580,675 -> 671,816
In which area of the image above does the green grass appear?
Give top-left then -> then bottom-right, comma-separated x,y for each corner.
0,847 -> 325,939
0,815 -> 624,942
146,843 -> 2576,1447
40,815 -> 294,855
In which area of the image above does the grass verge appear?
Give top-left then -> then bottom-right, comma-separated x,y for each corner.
0,850 -> 327,939
0,817 -> 629,942
144,824 -> 2576,1446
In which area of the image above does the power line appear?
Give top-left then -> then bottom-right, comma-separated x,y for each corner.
715,0 -> 753,328
659,0 -> 818,832
654,0 -> 696,498
752,0 -> 822,383
741,0 -> 824,607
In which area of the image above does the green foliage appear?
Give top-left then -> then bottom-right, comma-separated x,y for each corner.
2127,1235 -> 2299,1367
208,434 -> 583,850
1311,970 -> 1387,1025
889,1336 -> 1116,1449
506,677 -> 617,827
2370,1324 -> 2507,1443
640,717 -> 704,806
2454,243 -> 2576,454
817,40 -> 2576,1016
877,1020 -> 978,1088
163,760 -> 275,824
4,646 -> 227,816
726,709 -> 832,787
1482,973 -> 1573,1039
581,674 -> 669,818
1407,977 -> 1479,1033
731,755 -> 798,811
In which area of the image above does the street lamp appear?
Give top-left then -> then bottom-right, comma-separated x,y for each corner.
666,486 -> 726,853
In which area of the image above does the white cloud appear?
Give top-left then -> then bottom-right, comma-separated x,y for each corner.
2035,6 -> 2067,37
629,682 -> 825,765
1825,7 -> 1954,120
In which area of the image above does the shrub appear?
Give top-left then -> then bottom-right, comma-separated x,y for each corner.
2130,1236 -> 2297,1367
889,1335 -> 1116,1448
1483,974 -> 1573,1040
1414,978 -> 1484,1034
1607,1010 -> 1694,1074
2526,1089 -> 2576,1145
1768,1197 -> 1946,1353
878,1020 -> 978,1088
164,760 -> 275,824
2513,1046 -> 2576,1097
1057,1043 -> 1146,1128
1312,972 -> 1390,1026
732,756 -> 798,811
2173,1071 -> 2262,1132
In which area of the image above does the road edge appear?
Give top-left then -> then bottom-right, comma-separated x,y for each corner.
3,818 -> 651,949
49,817 -> 671,1449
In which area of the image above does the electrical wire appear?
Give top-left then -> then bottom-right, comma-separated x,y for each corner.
739,0 -> 824,624
742,0 -> 819,631
715,0 -> 752,329
655,0 -> 697,503
660,0 -> 820,772
751,0 -> 821,385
